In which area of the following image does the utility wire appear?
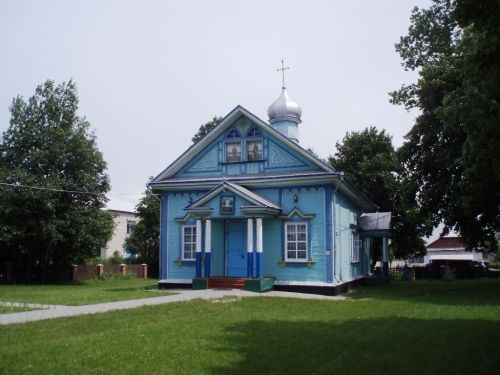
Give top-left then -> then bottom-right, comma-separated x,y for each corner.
0,182 -> 100,195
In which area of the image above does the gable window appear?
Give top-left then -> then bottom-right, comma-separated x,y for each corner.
182,225 -> 197,261
247,140 -> 262,161
225,142 -> 241,162
247,127 -> 261,138
226,128 -> 240,139
246,127 -> 263,161
351,233 -> 361,263
285,222 -> 308,261
224,128 -> 241,162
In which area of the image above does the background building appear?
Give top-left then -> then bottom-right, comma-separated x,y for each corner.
100,209 -> 137,259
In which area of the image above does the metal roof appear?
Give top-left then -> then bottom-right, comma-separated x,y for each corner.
426,237 -> 465,250
428,254 -> 476,261
359,212 -> 391,231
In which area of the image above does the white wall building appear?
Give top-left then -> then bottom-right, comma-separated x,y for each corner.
424,236 -> 487,264
101,209 -> 137,258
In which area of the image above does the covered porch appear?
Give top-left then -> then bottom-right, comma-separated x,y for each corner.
181,182 -> 280,292
358,212 -> 392,277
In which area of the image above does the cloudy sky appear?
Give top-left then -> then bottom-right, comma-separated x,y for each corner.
0,0 -> 430,211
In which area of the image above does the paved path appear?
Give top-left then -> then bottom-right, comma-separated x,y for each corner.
0,289 -> 345,326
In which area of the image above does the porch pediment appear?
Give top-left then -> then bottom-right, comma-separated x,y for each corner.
185,181 -> 281,216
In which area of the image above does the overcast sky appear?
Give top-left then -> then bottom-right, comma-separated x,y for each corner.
0,0 -> 431,211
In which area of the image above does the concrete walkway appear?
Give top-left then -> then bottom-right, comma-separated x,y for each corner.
0,289 -> 345,326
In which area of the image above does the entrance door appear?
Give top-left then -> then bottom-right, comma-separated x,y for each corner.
227,221 -> 247,277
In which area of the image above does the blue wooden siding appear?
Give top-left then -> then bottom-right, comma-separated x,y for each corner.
162,186 -> 337,283
334,192 -> 366,281
261,187 -> 326,282
164,192 -> 204,280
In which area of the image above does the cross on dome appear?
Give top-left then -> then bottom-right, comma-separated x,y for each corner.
276,59 -> 290,89
268,59 -> 302,143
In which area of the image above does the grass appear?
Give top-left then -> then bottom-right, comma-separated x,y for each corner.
0,305 -> 35,314
0,277 -> 172,306
0,278 -> 499,374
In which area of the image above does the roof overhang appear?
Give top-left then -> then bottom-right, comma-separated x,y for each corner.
241,206 -> 281,216
151,173 -> 377,212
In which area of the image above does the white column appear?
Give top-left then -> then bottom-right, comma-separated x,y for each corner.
204,219 -> 212,253
382,236 -> 389,277
256,217 -> 263,278
247,218 -> 254,252
195,219 -> 202,278
196,219 -> 202,253
247,218 -> 254,278
256,218 -> 263,253
204,219 -> 212,279
382,236 -> 388,262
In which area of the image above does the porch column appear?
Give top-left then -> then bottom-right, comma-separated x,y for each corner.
247,218 -> 254,278
382,236 -> 389,277
204,219 -> 212,278
256,217 -> 263,278
195,219 -> 202,278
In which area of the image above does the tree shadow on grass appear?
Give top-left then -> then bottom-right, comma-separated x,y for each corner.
208,317 -> 500,375
348,279 -> 500,307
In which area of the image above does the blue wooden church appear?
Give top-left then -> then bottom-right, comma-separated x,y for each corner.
151,70 -> 390,294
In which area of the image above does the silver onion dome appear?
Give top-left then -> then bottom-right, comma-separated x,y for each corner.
267,87 -> 302,124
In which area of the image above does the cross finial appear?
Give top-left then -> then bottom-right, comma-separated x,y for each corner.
276,59 -> 290,89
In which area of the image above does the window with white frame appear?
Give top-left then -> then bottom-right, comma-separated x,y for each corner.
285,222 -> 308,261
182,225 -> 197,260
351,233 -> 361,263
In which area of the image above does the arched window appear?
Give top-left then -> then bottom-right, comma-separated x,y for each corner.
225,128 -> 241,162
246,127 -> 262,138
225,128 -> 241,139
246,127 -> 262,161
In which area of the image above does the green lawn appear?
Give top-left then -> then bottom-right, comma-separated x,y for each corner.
0,277 -> 171,306
1,279 -> 499,375
0,305 -> 35,314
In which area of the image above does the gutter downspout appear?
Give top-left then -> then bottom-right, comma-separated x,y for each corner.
333,172 -> 344,283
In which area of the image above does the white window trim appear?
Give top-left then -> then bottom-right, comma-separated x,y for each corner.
181,225 -> 197,261
351,233 -> 361,263
284,221 -> 309,262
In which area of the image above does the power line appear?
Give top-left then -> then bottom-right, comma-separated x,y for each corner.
0,182 -> 100,196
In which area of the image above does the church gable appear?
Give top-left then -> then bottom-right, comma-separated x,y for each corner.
152,106 -> 333,183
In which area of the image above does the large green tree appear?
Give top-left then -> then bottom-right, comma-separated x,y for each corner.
0,80 -> 113,282
123,116 -> 223,273
391,0 -> 500,250
191,116 -> 222,144
124,187 -> 160,270
328,127 -> 428,258
328,127 -> 398,212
